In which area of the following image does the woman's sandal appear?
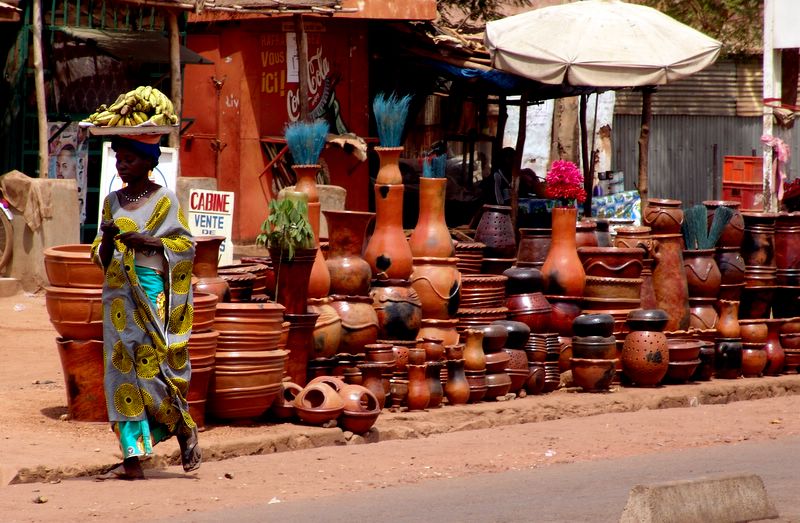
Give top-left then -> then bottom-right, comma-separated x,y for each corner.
95,459 -> 145,481
179,428 -> 202,473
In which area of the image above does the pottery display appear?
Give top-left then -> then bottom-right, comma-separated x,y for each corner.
329,295 -> 380,355
417,337 -> 445,362
323,210 -> 375,296
465,369 -> 488,403
418,318 -> 460,346
208,349 -> 287,420
44,244 -> 104,288
409,177 -> 455,258
738,319 -> 768,344
462,328 -> 487,371
683,249 -> 721,298
220,273 -> 256,302
546,295 -> 583,337
193,236 -> 230,302
643,198 -> 683,234
369,278 -> 422,341
219,262 -> 270,296
479,324 -> 508,353
762,319 -> 786,376
454,241 -> 486,274
55,338 -> 107,422
583,276 -> 643,300
459,274 -> 507,309
570,357 -> 616,392
772,286 -> 800,319
572,314 -> 615,338
571,335 -> 617,360
688,297 -> 718,330
664,360 -> 700,383
621,309 -> 669,387
502,266 -> 543,296
364,183 -> 414,280
703,200 -> 744,249
541,207 -> 586,297
358,362 -> 389,409
575,220 -> 599,248
293,381 -> 345,425
474,205 -> 517,258
406,364 -> 431,410
410,257 -> 461,320
490,320 -> 531,349
741,343 -> 768,378
389,378 -> 409,408
484,372 -> 512,398
613,225 -> 654,253
506,293 -> 551,334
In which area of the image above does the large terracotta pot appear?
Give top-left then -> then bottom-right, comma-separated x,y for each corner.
375,146 -> 404,185
683,249 -> 721,298
284,312 -> 320,386
193,236 -> 230,302
613,226 -> 654,254
650,233 -> 690,331
208,349 -> 287,420
370,279 -> 422,341
643,198 -> 683,234
269,246 -> 316,315
44,244 -> 104,288
329,295 -> 380,355
364,183 -> 413,280
187,330 -> 218,428
323,209 -> 375,296
621,309 -> 669,386
474,205 -> 516,258
410,257 -> 461,319
541,207 -> 586,297
703,200 -> 744,249
688,297 -> 718,330
409,177 -> 455,258
307,298 -> 342,359
775,212 -> 800,270
517,228 -> 551,266
763,318 -> 786,376
45,286 -> 103,339
741,212 -> 778,267
55,338 -> 107,422
715,247 -> 746,285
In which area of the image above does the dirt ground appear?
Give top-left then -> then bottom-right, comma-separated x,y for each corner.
2,292 -> 800,521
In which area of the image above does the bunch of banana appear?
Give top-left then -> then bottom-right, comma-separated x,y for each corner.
82,86 -> 180,127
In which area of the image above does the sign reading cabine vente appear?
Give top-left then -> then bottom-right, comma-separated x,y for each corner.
188,189 -> 235,266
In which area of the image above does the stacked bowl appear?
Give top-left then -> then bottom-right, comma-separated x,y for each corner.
569,314 -> 617,392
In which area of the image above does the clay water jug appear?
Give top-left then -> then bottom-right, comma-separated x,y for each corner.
541,207 -> 586,297
462,328 -> 486,371
716,299 -> 741,339
193,236 -> 230,302
323,209 -> 375,296
444,359 -> 470,405
406,364 -> 430,410
364,184 -> 413,279
409,177 -> 455,258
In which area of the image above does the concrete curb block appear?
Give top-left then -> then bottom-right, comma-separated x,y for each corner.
619,473 -> 778,523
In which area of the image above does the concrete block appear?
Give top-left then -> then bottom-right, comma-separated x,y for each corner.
620,473 -> 778,523
0,277 -> 21,297
176,177 -> 218,216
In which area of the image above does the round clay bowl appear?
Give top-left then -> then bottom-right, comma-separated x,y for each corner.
491,320 -> 531,349
571,336 -> 617,359
570,357 -> 617,392
295,405 -> 345,425
479,324 -> 509,352
738,319 -> 769,343
339,409 -> 381,433
484,372 -> 512,398
666,339 -> 702,362
337,384 -> 379,412
43,244 -> 104,288
577,247 -> 644,278
485,351 -> 511,374
572,314 -> 615,338
44,286 -> 104,339
741,343 -> 768,377
583,276 -> 643,300
779,333 -> 800,351
582,296 -> 641,310
665,359 -> 700,383
626,309 -> 669,332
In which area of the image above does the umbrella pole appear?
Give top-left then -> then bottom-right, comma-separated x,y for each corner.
638,87 -> 654,215
580,94 -> 591,217
512,91 -> 528,228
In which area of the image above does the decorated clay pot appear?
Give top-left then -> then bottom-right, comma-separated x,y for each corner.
374,146 -> 403,184
364,183 -> 413,280
703,200 -> 744,249
683,249 -> 721,298
715,248 -> 746,286
323,209 -> 375,296
541,207 -> 586,297
688,297 -> 718,330
613,226 -> 653,254
474,205 -> 517,258
370,278 -> 422,341
410,257 -> 461,320
643,198 -> 683,234
329,295 -> 379,355
517,228 -> 551,266
409,177 -> 455,258
575,220 -> 599,248
621,309 -> 669,387
577,247 -> 645,279
418,318 -> 460,346
307,298 -> 342,359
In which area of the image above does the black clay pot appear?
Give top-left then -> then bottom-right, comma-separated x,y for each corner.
572,313 -> 615,338
625,309 -> 669,332
502,266 -> 544,296
490,320 -> 531,350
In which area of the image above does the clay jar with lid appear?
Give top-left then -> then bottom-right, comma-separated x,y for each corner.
369,278 -> 422,341
410,257 -> 462,319
621,309 -> 669,387
474,205 -> 517,258
643,198 -> 684,234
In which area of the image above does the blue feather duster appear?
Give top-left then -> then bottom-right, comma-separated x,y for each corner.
373,93 -> 412,147
422,154 -> 447,178
284,119 -> 329,165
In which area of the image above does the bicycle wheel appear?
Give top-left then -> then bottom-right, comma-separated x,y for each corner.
0,210 -> 13,275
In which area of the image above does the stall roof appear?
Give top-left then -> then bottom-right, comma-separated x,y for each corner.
59,27 -> 213,65
190,0 -> 436,21
0,0 -> 21,22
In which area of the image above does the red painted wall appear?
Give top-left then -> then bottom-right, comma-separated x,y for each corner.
182,18 -> 370,242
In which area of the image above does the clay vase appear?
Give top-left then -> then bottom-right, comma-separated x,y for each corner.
474,205 -> 517,258
375,146 -> 404,185
410,257 -> 461,319
425,361 -> 444,408
703,200 -> 744,249
462,328 -> 486,371
517,228 -> 551,267
741,344 -> 768,378
284,312 -> 320,386
621,309 -> 669,387
650,233 -> 690,331
541,207 -> 586,297
418,337 -> 445,362
688,297 -> 718,330
364,183 -> 413,280
774,212 -> 800,270
444,359 -> 470,405
716,299 -> 741,339
193,236 -> 230,302
269,245 -> 316,315
575,220 -> 599,248
643,198 -> 683,234
323,209 -> 375,296
683,249 -> 721,298
406,364 -> 431,410
369,278 -> 422,341
358,362 -> 388,409
409,177 -> 455,258
329,295 -> 380,355
763,319 -> 786,376
306,298 -> 342,359
741,212 -> 778,267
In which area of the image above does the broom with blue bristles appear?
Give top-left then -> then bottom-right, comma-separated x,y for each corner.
373,93 -> 412,147
422,154 -> 447,179
284,119 -> 329,165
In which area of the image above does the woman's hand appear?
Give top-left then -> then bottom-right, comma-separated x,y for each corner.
116,232 -> 162,254
100,220 -> 120,238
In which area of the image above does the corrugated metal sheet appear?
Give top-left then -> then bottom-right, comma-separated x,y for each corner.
611,115 -> 799,207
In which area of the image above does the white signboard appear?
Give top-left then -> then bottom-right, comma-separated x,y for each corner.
772,0 -> 800,49
187,189 -> 235,267
97,142 -> 178,228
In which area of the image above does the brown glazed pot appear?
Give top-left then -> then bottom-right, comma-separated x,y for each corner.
306,298 -> 342,359
444,359 -> 470,405
43,244 -> 104,288
406,364 -> 431,410
417,337 -> 445,362
364,183 -> 414,280
741,212 -> 778,267
323,209 -> 375,296
763,319 -> 786,376
409,177 -> 455,258
370,278 -> 423,341
741,343 -> 768,378
55,338 -> 108,422
193,236 -> 230,302
575,220 -> 599,248
329,295 -> 380,355
474,205 -> 517,258
704,200 -> 744,249
683,249 -> 721,298
546,295 -> 583,337
269,246 -> 316,315
577,247 -> 644,279
462,328 -> 487,371
410,257 -> 462,319
541,207 -> 586,297
688,297 -> 718,330
715,248 -> 746,286
613,226 -> 653,254
714,338 -> 743,379
738,319 -> 768,343
570,357 -> 616,392
643,198 -> 684,234
775,212 -> 800,270
650,233 -> 690,331
621,309 -> 669,387
517,228 -> 551,266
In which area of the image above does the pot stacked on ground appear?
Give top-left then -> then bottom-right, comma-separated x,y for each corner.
474,205 -> 517,274
44,244 -> 107,422
570,314 -> 617,392
288,377 -> 382,433
773,212 -> 800,319
740,212 -> 779,320
186,292 -> 220,428
621,309 -> 670,387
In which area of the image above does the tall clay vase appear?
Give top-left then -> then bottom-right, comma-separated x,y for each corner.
462,328 -> 486,371
375,146 -> 404,185
364,183 -> 413,280
716,299 -> 740,339
683,249 -> 721,298
651,233 -> 690,331
763,319 -> 786,376
323,210 -> 375,296
269,247 -> 316,315
406,364 -> 431,410
293,166 -> 331,299
285,312 -> 320,386
541,207 -> 586,297
409,177 -> 455,258
445,359 -> 470,405
426,361 -> 444,408
193,236 -> 230,302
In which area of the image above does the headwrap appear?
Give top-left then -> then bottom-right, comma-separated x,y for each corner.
111,136 -> 162,166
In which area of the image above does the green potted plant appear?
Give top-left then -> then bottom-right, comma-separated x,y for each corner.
256,191 -> 316,315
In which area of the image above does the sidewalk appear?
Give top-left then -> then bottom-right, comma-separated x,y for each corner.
2,292 -> 800,486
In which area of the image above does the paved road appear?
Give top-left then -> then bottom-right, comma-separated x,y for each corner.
174,436 -> 800,523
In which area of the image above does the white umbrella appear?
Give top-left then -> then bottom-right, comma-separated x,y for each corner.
485,0 -> 722,213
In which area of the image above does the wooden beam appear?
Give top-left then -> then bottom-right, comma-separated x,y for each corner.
168,11 -> 181,150
295,13 -> 310,121
32,0 -> 48,178
638,87 -> 654,215
512,91 -> 528,229
580,94 -> 591,217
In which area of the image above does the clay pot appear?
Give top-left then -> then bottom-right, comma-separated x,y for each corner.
517,228 -> 551,265
364,183 -> 413,280
571,335 -> 617,360
741,212 -> 778,267
221,272 -> 256,302
643,198 -> 683,234
465,369 -> 488,403
409,177 -> 455,258
583,276 -> 643,300
714,338 -> 743,379
293,382 -> 345,425
269,246 -> 316,315
187,330 -> 219,427
307,297 -> 342,359
426,361 -> 444,408
667,338 -> 702,362
338,384 -> 379,412
484,372 -> 512,398
621,309 -> 669,387
704,200 -> 744,249
763,319 -> 786,376
575,220 -> 599,248
445,343 -> 464,360
490,320 -> 531,349
715,248 -> 746,286
283,312 -> 319,386
240,257 -> 277,300
738,319 -> 768,344
193,236 -> 230,302
664,360 -> 700,383
43,244 -> 104,288
55,338 -> 107,422
775,212 -> 800,270
191,292 -> 218,333
691,341 -> 716,381
44,286 -> 103,340
406,364 -> 431,410
479,324 -> 508,353
546,295 -> 583,337
358,362 -> 389,409
525,363 -> 545,394
418,318 -> 460,346
219,263 -> 270,295
502,266 -> 544,295
572,314 -> 615,338
683,249 -> 721,298
651,233 -> 690,331
639,258 -> 658,309
485,351 -> 511,374
329,295 -> 380,355
364,343 -> 396,366
208,349 -> 287,420
407,346 -> 427,366
454,241 -> 485,275
613,226 -> 654,254
289,172 -> 329,300
323,210 -> 375,296
541,207 -> 586,297
417,337 -> 445,362
410,257 -> 461,319
444,359 -> 470,405
739,286 -> 775,320
462,328 -> 487,371
505,293 -> 551,334
741,343 -> 768,378
370,278 -> 422,341
474,205 -> 517,258
688,297 -> 718,330
268,381 -> 303,421
340,407 -> 381,434
570,358 -> 616,392
389,378 -> 409,408
374,146 -> 403,184
213,302 -> 286,334
719,282 -> 745,302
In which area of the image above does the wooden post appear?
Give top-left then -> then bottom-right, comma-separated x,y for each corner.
638,88 -> 654,215
512,91 -> 528,228
32,0 -> 48,178
294,13 -> 310,121
168,11 -> 182,150
493,95 -> 507,169
579,94 -> 591,217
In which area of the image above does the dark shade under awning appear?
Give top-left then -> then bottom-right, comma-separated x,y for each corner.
57,27 -> 213,65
